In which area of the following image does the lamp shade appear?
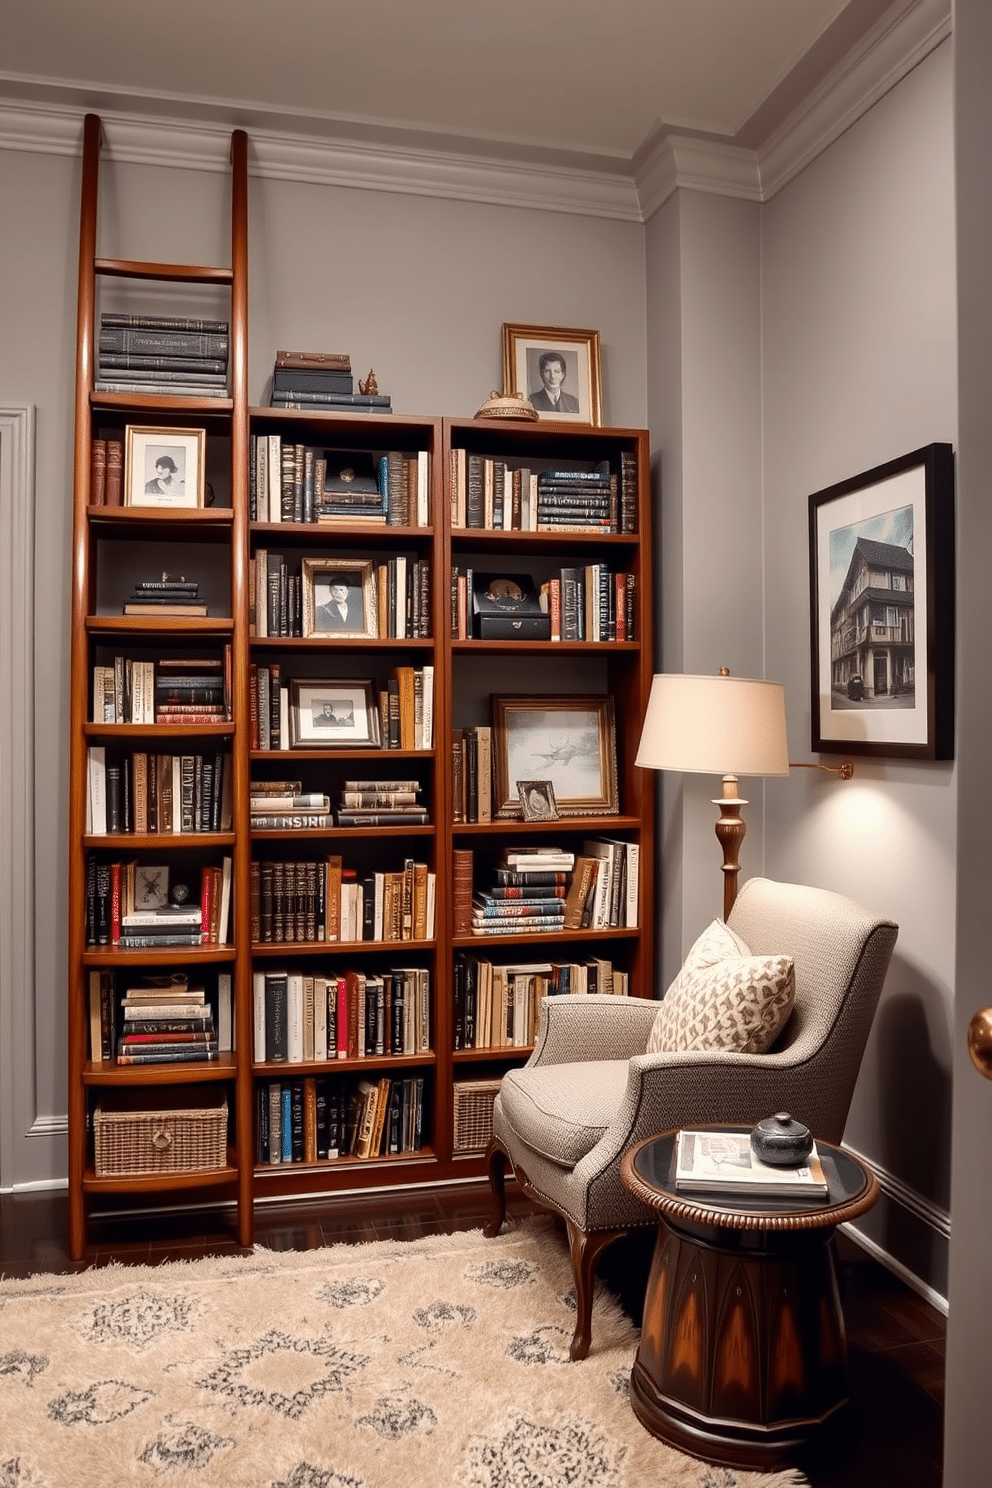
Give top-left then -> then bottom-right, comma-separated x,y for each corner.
635,672 -> 789,778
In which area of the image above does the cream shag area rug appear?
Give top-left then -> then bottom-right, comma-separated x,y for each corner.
0,1217 -> 809,1488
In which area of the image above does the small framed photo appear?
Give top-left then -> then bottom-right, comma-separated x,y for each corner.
301,558 -> 378,639
289,678 -> 381,748
809,443 -> 954,760
502,323 -> 602,426
517,779 -> 558,821
492,694 -> 618,817
125,426 -> 205,508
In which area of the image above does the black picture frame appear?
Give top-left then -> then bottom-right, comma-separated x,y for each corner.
808,443 -> 954,761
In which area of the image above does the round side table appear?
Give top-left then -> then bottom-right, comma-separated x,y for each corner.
620,1127 -> 879,1472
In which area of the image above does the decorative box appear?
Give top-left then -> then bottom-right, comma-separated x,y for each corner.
452,1078 -> 503,1152
93,1087 -> 228,1177
472,571 -> 549,639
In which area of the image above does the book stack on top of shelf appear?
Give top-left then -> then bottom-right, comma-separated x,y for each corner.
471,847 -> 573,936
268,351 -> 392,414
95,313 -> 229,398
124,576 -> 208,618
116,977 -> 218,1065
335,778 -> 429,828
537,462 -> 617,533
250,780 -> 331,831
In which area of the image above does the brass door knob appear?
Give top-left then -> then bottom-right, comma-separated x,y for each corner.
967,1009 -> 992,1079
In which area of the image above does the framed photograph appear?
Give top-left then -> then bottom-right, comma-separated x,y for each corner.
809,443 -> 954,760
502,323 -> 602,426
492,695 -> 618,817
289,678 -> 381,748
517,779 -> 559,821
301,558 -> 378,639
124,426 -> 205,508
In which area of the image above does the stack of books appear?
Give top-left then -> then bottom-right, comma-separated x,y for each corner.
536,461 -> 618,533
95,313 -> 229,398
335,778 -> 429,828
124,576 -> 207,617
250,779 -> 332,830
675,1129 -> 829,1198
154,657 -> 229,724
268,351 -> 392,413
116,979 -> 218,1065
471,847 -> 574,936
118,901 -> 203,950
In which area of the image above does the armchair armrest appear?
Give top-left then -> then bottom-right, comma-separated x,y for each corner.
527,994 -> 658,1068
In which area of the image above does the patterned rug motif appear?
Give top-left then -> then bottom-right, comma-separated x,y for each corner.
0,1219 -> 808,1488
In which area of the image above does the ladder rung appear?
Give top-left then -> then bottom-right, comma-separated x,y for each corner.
95,258 -> 233,285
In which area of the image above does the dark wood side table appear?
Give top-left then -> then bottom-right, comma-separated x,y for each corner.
619,1127 -> 879,1473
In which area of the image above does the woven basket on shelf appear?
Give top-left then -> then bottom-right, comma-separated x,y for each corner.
93,1087 -> 228,1177
452,1078 -> 503,1152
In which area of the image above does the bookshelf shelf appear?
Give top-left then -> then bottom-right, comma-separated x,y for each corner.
68,114 -> 653,1259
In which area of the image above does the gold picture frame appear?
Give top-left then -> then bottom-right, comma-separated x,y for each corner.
124,426 -> 205,508
301,558 -> 378,639
492,694 -> 618,817
501,323 -> 602,426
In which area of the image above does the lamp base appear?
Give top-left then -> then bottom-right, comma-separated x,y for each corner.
712,775 -> 747,922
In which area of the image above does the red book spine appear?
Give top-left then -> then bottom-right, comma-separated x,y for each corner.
615,573 -> 626,641
110,862 -> 121,945
90,438 -> 107,505
336,976 -> 348,1060
201,868 -> 215,945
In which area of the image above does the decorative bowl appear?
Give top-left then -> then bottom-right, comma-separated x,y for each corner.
750,1111 -> 814,1167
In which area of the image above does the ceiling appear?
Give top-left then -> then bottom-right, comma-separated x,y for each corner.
1,0 -> 920,173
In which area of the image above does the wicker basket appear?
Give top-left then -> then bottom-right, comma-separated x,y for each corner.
93,1087 -> 228,1177
452,1078 -> 502,1153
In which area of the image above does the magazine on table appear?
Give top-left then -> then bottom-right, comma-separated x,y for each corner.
675,1128 -> 829,1198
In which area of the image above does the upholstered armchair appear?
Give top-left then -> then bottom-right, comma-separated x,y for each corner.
484,876 -> 898,1359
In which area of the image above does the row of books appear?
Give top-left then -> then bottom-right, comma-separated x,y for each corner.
85,857 -> 232,947
250,856 -> 435,944
257,1073 -> 424,1166
252,964 -> 430,1063
452,726 -> 493,823
250,440 -> 422,525
452,953 -> 628,1051
88,969 -> 233,1064
249,665 -> 434,754
86,746 -> 232,836
453,842 -> 639,937
448,452 -> 637,534
95,312 -> 230,398
250,778 -> 429,831
449,564 -> 636,642
251,550 -> 430,638
91,653 -> 231,725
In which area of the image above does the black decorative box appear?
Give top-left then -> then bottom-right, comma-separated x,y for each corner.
472,571 -> 549,640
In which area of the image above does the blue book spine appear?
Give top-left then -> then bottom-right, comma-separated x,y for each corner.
281,1087 -> 293,1162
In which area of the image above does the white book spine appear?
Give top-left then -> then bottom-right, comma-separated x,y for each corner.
253,971 -> 266,1063
217,972 -> 233,1052
287,972 -> 304,1063
313,974 -> 328,1061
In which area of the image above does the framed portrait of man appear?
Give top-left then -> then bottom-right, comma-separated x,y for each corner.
501,324 -> 602,426
301,558 -> 378,638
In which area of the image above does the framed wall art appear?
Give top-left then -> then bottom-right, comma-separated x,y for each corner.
808,442 -> 954,760
501,323 -> 602,425
289,678 -> 381,748
301,558 -> 378,638
491,694 -> 618,816
124,426 -> 205,509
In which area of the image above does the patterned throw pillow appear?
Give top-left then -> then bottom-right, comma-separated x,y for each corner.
646,918 -> 795,1055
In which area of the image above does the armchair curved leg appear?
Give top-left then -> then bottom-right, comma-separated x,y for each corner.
565,1220 -> 627,1361
484,1137 -> 510,1238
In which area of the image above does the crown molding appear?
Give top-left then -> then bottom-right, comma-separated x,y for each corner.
0,96 -> 642,222
757,0 -> 952,199
0,0 -> 952,225
634,0 -> 951,218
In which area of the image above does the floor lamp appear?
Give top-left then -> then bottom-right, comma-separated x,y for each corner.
635,670 -> 790,921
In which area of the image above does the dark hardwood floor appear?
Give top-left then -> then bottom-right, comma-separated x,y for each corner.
0,1182 -> 944,1485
